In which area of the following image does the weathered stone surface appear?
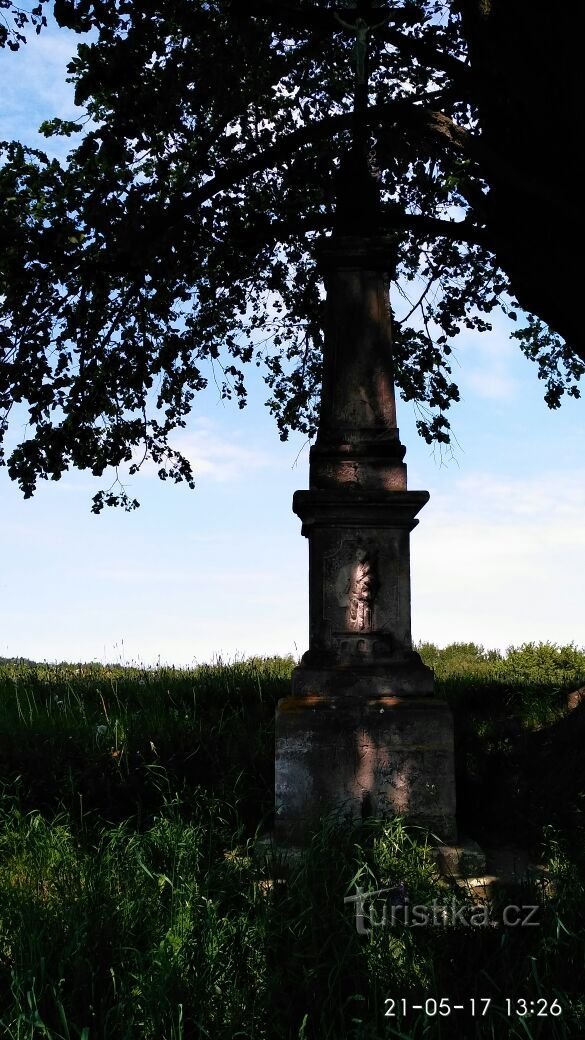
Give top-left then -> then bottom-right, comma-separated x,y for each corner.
292,662 -> 434,699
431,838 -> 487,878
293,490 -> 432,679
312,237 -> 406,488
567,687 -> 585,711
275,694 -> 457,844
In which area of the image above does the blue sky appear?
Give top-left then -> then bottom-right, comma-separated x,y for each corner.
1,16 -> 584,666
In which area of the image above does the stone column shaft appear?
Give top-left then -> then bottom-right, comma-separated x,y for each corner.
310,238 -> 407,493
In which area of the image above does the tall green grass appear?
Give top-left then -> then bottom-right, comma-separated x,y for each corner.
1,645 -> 585,1038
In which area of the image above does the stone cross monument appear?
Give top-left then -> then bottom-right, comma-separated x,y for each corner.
274,11 -> 456,845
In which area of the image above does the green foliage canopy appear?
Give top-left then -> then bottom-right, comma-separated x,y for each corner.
1,1 -> 583,510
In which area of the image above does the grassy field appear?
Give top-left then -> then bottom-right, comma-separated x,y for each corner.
1,643 -> 585,1039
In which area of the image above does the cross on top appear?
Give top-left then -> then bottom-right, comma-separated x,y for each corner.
334,5 -> 392,93
332,5 -> 391,232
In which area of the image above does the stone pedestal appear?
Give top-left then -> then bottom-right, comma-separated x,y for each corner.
275,234 -> 457,845
291,489 -> 433,687
275,694 -> 456,844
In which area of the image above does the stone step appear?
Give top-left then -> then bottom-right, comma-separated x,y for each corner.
253,834 -> 555,907
436,844 -> 555,904
431,837 -> 486,878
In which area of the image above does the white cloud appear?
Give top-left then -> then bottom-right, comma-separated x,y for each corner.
0,22 -> 81,154
131,419 -> 273,483
448,470 -> 585,527
465,367 -> 518,401
412,469 -> 585,649
453,316 -> 522,403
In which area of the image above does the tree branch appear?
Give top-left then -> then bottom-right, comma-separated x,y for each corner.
187,101 -> 471,211
230,1 -> 420,31
190,100 -> 578,224
232,206 -> 489,250
377,26 -> 471,87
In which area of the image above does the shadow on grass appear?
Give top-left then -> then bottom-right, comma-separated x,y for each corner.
1,803 -> 584,1039
1,648 -> 585,1037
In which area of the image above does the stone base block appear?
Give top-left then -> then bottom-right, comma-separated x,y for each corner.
275,691 -> 457,845
292,658 -> 434,698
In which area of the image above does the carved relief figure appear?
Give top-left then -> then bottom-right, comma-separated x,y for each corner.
346,550 -> 376,631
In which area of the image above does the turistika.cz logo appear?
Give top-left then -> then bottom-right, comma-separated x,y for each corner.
344,884 -> 540,934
